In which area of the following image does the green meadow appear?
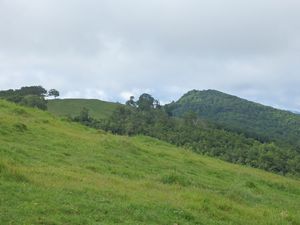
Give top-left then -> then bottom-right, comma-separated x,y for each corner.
48,99 -> 119,120
1,99 -> 300,225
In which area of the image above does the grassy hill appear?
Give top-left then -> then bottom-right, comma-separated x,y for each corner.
167,90 -> 300,148
48,98 -> 120,120
1,99 -> 300,224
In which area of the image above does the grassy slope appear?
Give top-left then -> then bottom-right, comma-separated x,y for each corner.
47,99 -> 119,119
1,100 -> 300,225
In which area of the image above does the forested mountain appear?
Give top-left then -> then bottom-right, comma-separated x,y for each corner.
1,99 -> 300,224
166,90 -> 300,149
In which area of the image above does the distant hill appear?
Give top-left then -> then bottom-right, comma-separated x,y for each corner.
166,90 -> 300,148
1,99 -> 300,224
291,111 -> 300,115
48,98 -> 120,120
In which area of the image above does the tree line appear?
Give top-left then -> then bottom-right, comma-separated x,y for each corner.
0,86 -> 59,110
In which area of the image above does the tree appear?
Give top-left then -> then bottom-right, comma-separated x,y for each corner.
137,93 -> 155,111
21,95 -> 47,110
78,107 -> 90,122
0,86 -> 48,104
48,89 -> 60,99
153,99 -> 161,109
126,96 -> 137,107
19,86 -> 47,97
183,111 -> 198,126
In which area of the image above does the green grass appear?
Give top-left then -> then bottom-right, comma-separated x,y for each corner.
1,99 -> 300,225
47,98 -> 119,119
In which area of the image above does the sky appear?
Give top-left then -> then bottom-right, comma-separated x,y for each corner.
0,0 -> 300,110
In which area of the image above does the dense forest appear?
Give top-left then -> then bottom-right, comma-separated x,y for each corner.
167,89 -> 300,149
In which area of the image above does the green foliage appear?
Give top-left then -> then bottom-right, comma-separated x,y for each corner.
93,94 -> 300,176
167,89 -> 300,149
125,93 -> 160,111
125,96 -> 137,107
19,86 -> 47,96
21,95 -> 47,110
0,86 -> 50,110
183,111 -> 198,126
77,107 -> 90,122
137,93 -> 156,111
1,99 -> 300,224
48,89 -> 60,98
72,107 -> 96,127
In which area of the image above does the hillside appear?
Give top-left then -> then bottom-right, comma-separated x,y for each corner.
1,100 -> 300,224
48,99 -> 119,120
167,90 -> 300,148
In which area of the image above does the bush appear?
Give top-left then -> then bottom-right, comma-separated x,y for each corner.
21,95 -> 47,110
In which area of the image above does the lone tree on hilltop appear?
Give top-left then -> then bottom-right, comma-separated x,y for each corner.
48,89 -> 60,99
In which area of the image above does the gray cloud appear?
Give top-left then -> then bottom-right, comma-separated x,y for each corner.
0,0 -> 300,110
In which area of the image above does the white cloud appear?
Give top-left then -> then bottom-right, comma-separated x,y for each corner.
63,89 -> 108,100
120,91 -> 134,101
0,0 -> 300,109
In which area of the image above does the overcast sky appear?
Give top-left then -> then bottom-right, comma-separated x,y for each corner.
1,0 -> 300,110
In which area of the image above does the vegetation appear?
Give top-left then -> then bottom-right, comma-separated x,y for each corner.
1,99 -> 300,224
48,89 -> 60,99
73,94 -> 299,176
0,86 -> 52,110
166,89 -> 300,149
48,98 -> 119,120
